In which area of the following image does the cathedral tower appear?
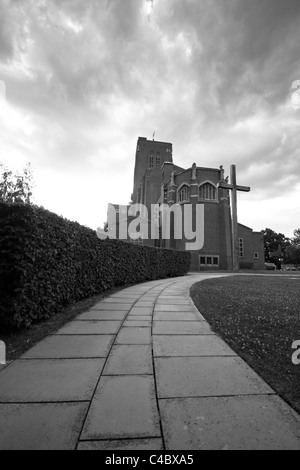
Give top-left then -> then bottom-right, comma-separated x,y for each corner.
132,137 -> 173,203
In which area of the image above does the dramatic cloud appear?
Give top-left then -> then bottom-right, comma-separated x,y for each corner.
0,0 -> 299,236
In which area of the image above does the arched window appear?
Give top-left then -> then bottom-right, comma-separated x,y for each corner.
199,183 -> 217,201
149,153 -> 154,168
178,185 -> 190,203
156,153 -> 161,167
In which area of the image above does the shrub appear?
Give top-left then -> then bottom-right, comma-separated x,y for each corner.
0,203 -> 191,329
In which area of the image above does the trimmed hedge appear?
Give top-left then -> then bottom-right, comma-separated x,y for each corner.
0,203 -> 191,329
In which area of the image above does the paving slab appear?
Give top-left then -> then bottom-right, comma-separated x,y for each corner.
157,299 -> 191,305
76,311 -> 128,321
90,303 -> 131,311
0,359 -> 105,402
159,295 -> 189,299
154,312 -> 204,322
127,313 -> 152,319
153,321 -> 214,336
109,295 -> 139,300
159,396 -> 300,450
158,297 -> 188,301
153,335 -> 236,357
123,320 -> 152,327
130,307 -> 153,316
159,290 -> 189,300
0,402 -> 88,450
155,305 -> 195,312
134,302 -> 155,307
55,320 -> 121,335
125,316 -> 153,322
101,298 -> 135,304
122,290 -> 149,294
155,357 -> 274,398
103,345 -> 153,375
81,376 -> 161,440
78,438 -> 164,451
140,295 -> 160,300
116,328 -> 151,345
22,335 -> 114,359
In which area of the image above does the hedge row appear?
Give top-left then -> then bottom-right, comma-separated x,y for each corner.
0,203 -> 191,329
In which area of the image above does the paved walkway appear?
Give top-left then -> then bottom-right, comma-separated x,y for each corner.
0,274 -> 299,450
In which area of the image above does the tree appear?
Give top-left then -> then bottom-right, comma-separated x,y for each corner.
263,228 -> 290,264
0,163 -> 34,204
286,229 -> 300,268
292,228 -> 300,245
285,245 -> 300,268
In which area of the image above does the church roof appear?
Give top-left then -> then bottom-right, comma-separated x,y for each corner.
238,223 -> 253,231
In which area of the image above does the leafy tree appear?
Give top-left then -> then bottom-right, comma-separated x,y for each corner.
285,245 -> 300,267
292,228 -> 300,245
263,228 -> 290,264
0,163 -> 34,204
286,229 -> 300,267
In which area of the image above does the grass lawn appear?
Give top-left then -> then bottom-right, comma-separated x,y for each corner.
190,275 -> 300,414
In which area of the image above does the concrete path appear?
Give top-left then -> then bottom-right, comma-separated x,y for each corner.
0,274 -> 299,450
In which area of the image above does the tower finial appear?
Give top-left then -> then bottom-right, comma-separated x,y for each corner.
192,163 -> 197,180
220,165 -> 225,181
153,131 -> 156,141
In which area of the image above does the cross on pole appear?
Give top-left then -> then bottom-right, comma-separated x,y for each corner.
218,165 -> 250,272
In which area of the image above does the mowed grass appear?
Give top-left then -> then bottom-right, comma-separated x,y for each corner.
190,275 -> 300,414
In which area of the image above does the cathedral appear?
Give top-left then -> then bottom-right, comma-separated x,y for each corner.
108,136 -> 265,272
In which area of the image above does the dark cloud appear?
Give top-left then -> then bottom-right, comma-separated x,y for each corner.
153,0 -> 300,120
0,0 -> 23,61
233,0 -> 300,60
0,17 -> 13,61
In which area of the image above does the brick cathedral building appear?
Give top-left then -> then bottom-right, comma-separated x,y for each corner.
108,137 -> 265,272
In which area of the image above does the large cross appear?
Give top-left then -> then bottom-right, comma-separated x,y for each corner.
218,165 -> 250,272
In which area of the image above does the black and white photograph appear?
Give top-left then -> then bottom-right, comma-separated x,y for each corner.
0,0 -> 299,454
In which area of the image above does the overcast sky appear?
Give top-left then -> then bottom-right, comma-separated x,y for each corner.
0,0 -> 300,237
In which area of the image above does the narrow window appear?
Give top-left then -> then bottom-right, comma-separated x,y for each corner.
239,238 -> 244,258
156,153 -> 161,167
149,153 -> 154,168
178,185 -> 190,203
199,183 -> 217,201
